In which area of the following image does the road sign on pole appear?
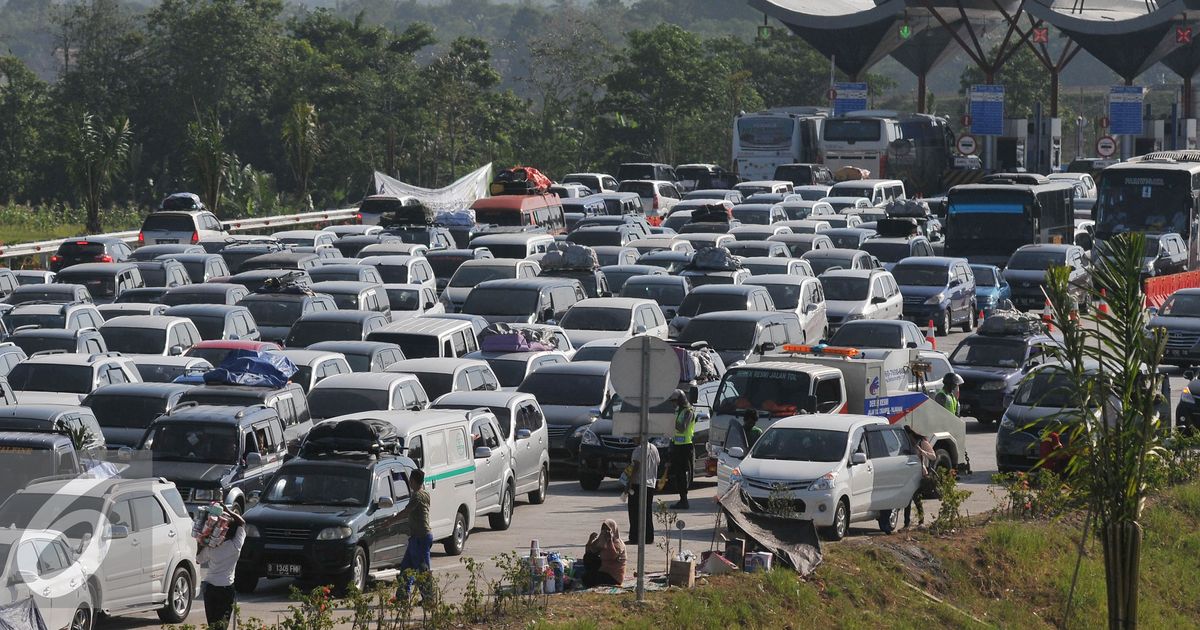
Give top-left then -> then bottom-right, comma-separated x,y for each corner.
969,85 -> 1005,136
1096,135 -> 1117,157
956,134 -> 978,156
832,82 -> 868,117
608,335 -> 680,603
1108,86 -> 1144,136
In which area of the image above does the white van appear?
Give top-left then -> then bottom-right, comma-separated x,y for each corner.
828,179 -> 906,207
337,408 -> 491,554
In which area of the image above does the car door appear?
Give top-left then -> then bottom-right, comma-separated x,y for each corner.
101,498 -> 143,608
864,425 -> 908,510
131,494 -> 176,599
364,470 -> 401,565
845,431 -> 875,518
14,538 -> 76,629
511,401 -> 541,491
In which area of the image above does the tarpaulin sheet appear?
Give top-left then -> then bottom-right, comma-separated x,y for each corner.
203,350 -> 297,388
718,485 -> 823,576
0,599 -> 48,630
370,164 -> 492,215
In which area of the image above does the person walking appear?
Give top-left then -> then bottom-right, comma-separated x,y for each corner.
934,373 -> 963,416
903,425 -> 938,528
398,469 -> 434,602
668,389 -> 696,510
625,436 -> 659,544
198,507 -> 246,630
743,409 -> 763,448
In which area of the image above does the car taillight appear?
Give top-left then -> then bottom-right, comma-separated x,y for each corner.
50,255 -> 61,263
137,231 -> 145,244
95,255 -> 113,262
653,197 -> 660,210
355,213 -> 363,223
190,231 -> 199,244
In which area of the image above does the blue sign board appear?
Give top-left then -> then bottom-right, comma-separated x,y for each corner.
864,393 -> 928,419
1109,86 -> 1144,136
832,82 -> 868,118
969,85 -> 1004,136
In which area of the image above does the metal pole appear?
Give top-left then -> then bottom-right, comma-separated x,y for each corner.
636,335 -> 650,603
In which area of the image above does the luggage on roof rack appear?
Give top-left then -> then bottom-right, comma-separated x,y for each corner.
834,166 -> 870,182
479,323 -> 557,352
690,204 -> 730,223
977,306 -> 1045,337
255,271 -> 313,295
160,192 -> 205,212
491,166 -> 553,195
540,244 -> 599,271
301,417 -> 401,456
875,217 -> 920,238
884,198 -> 930,218
434,209 -> 476,227
687,246 -> 740,271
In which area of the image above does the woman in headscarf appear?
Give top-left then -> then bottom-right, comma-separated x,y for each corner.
582,519 -> 626,587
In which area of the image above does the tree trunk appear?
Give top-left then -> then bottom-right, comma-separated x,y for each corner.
1101,520 -> 1142,630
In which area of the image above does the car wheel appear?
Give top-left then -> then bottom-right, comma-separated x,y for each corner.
935,309 -> 950,336
157,567 -> 193,623
529,466 -> 549,504
443,510 -> 468,556
820,499 -> 850,541
234,572 -> 259,594
339,546 -> 368,595
961,303 -> 976,332
489,484 -> 514,530
579,472 -> 603,491
934,448 -> 953,472
70,593 -> 93,630
877,508 -> 899,534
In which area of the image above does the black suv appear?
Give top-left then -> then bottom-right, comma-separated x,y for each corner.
237,418 -> 418,594
949,329 -> 1058,427
83,382 -> 193,448
177,383 -> 312,445
134,404 -> 287,514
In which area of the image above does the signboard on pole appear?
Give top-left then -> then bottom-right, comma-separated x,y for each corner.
1108,86 -> 1144,135
956,134 -> 978,156
832,82 -> 868,117
969,85 -> 1005,136
1096,135 -> 1117,157
609,336 -> 681,439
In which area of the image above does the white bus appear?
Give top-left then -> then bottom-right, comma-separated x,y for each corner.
1095,151 -> 1200,267
820,111 -> 954,197
731,108 -> 825,181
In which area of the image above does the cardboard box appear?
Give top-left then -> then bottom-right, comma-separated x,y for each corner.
668,559 -> 696,588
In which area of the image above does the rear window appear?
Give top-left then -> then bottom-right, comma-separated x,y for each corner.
617,165 -> 655,181
370,333 -> 440,358
618,182 -> 656,197
8,364 -> 92,393
58,242 -> 105,257
142,215 -> 196,231
288,321 -> 363,347
86,394 -> 170,429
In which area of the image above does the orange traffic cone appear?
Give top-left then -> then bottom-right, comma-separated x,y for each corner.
926,319 -> 937,349
1098,288 -> 1109,317
1042,299 -> 1055,333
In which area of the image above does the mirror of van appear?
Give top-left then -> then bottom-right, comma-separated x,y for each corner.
727,446 -> 745,459
169,345 -> 185,356
851,452 -> 868,465
245,452 -> 263,468
474,446 -> 493,459
107,524 -> 130,540
515,428 -> 532,440
375,496 -> 395,509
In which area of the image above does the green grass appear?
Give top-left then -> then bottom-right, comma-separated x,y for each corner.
524,481 -> 1200,630
0,205 -> 144,246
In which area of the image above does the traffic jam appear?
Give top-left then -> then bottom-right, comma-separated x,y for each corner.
0,133 -> 1198,628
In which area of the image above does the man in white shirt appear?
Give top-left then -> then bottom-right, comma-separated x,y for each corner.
626,437 -> 660,544
197,508 -> 246,629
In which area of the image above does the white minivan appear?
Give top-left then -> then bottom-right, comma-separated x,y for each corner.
718,414 -> 923,541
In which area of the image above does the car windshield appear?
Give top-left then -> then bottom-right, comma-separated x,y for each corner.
11,335 -> 74,355
972,266 -> 998,286
308,387 -> 391,419
1013,371 -> 1077,408
488,359 -> 531,388
677,293 -> 748,317
828,324 -> 902,349
569,231 -> 623,247
326,291 -> 363,310
386,288 -> 422,311
620,281 -> 684,304
428,256 -> 472,279
86,394 -> 169,429
601,271 -> 639,292
241,299 -> 303,327
806,255 -> 854,276
372,334 -> 439,358
288,322 -> 363,347
573,345 -> 619,362
372,266 -> 408,284
184,315 -> 226,339
5,313 -> 66,329
102,327 -> 167,354
185,347 -> 234,366
148,423 -> 239,464
136,361 -> 205,383
1008,251 -> 1065,270
263,468 -> 371,506
310,270 -> 364,283
756,284 -> 801,310
450,265 -> 515,288
678,320 -> 757,351
751,428 -> 846,462
820,276 -> 869,301
950,337 -> 1027,368
462,289 -> 539,316
61,276 -> 117,299
732,209 -> 770,225
715,368 -> 812,416
517,372 -> 606,406
893,265 -> 949,287
1159,293 -> 1200,317
8,364 -> 92,393
742,262 -> 785,276
859,241 -> 910,263
9,289 -> 77,304
559,307 -> 631,332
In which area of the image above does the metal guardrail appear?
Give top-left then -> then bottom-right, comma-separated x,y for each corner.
0,208 -> 359,261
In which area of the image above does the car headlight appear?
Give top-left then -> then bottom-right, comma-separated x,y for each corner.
924,293 -> 945,305
650,436 -> 671,448
193,489 -> 216,502
843,313 -> 864,322
730,467 -> 742,485
316,526 -> 353,540
999,415 -> 1014,430
808,472 -> 835,492
1182,390 -> 1195,405
576,427 -> 600,446
243,524 -> 260,538
980,381 -> 1007,391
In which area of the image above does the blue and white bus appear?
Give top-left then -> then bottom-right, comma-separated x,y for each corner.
731,108 -> 825,181
1095,151 -> 1200,267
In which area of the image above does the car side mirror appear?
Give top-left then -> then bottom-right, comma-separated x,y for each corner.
727,446 -> 745,459
515,428 -> 532,440
851,452 -> 868,466
1148,307 -> 1159,317
107,524 -> 130,540
375,496 -> 395,509
541,308 -> 555,322
804,303 -> 817,313
250,490 -> 262,503
13,568 -> 38,585
474,446 -> 493,459
758,342 -> 775,354
228,334 -> 241,341
906,341 -> 918,348
245,452 -> 263,468
169,345 -> 185,356
871,296 -> 886,304
948,278 -> 961,288
424,302 -> 435,310
697,411 -> 710,421
634,324 -> 647,334
117,446 -> 133,462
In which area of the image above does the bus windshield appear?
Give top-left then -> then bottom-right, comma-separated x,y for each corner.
737,117 -> 795,148
1096,170 -> 1192,237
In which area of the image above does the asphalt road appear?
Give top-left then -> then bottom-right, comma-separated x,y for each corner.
105,326 -> 1190,629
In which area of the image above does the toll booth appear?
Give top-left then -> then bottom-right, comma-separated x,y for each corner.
1025,117 -> 1062,175
994,118 -> 1027,172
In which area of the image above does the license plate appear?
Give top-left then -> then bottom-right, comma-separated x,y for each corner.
158,239 -> 178,244
267,563 -> 302,577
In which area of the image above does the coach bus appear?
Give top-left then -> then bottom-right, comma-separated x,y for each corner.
1095,152 -> 1200,267
819,111 -> 955,197
731,108 -> 825,181
943,182 -> 1075,267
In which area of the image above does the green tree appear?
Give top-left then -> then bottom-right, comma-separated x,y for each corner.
0,56 -> 53,202
67,111 -> 131,233
959,45 -> 1050,119
186,113 -> 231,215
280,101 -> 322,207
418,37 -> 504,183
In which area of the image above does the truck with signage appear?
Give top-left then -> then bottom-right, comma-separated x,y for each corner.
706,345 -> 971,484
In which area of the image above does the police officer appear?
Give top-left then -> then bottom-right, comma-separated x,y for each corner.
935,373 -> 964,415
669,389 -> 696,510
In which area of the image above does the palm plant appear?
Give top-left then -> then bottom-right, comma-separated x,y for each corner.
280,101 -> 322,208
1042,232 -> 1168,630
186,112 -> 231,215
67,112 -> 132,233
